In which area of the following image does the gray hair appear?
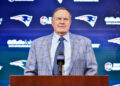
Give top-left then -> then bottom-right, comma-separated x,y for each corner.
52,7 -> 72,20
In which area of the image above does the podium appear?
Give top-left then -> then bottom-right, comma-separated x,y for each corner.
10,75 -> 109,86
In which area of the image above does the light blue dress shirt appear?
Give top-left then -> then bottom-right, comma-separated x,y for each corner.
50,32 -> 71,75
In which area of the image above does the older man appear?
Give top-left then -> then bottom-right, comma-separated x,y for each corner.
24,7 -> 97,75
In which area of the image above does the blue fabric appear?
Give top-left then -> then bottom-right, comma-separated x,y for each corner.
53,37 -> 65,75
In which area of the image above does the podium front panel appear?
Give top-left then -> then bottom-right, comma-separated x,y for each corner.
10,76 -> 109,86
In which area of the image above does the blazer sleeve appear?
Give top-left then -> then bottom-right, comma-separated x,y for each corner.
84,39 -> 98,75
24,41 -> 38,75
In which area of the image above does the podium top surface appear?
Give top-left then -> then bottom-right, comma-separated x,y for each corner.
10,75 -> 109,86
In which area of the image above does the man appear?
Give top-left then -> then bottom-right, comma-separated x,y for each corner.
24,7 -> 97,75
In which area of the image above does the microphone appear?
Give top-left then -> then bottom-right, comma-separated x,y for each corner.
57,51 -> 64,75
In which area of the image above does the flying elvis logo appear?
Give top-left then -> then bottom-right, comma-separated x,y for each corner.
108,37 -> 120,45
10,14 -> 33,27
10,60 -> 26,69
75,14 -> 97,27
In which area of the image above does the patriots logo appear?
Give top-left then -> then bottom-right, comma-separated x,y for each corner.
10,14 -> 33,27
75,14 -> 97,27
0,66 -> 3,70
108,37 -> 120,45
57,0 -> 63,4
10,60 -> 26,69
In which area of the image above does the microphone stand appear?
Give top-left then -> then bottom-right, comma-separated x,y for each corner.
57,51 -> 64,75
58,61 -> 63,75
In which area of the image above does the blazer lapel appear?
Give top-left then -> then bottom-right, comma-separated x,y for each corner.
46,34 -> 53,74
67,33 -> 78,74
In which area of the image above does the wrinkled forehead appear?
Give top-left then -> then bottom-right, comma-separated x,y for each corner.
53,10 -> 71,18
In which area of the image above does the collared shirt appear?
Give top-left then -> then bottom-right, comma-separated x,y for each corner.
50,32 -> 71,75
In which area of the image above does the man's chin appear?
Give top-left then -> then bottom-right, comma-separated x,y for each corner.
58,32 -> 67,36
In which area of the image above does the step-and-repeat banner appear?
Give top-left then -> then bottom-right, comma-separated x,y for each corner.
0,0 -> 120,86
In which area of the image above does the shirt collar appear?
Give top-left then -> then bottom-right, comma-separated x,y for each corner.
53,32 -> 70,42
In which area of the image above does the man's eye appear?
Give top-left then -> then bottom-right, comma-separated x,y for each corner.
57,18 -> 61,20
64,18 -> 68,20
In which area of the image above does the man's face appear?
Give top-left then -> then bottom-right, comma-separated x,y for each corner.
52,10 -> 71,36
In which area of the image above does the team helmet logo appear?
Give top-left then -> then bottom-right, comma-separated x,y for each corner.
108,37 -> 120,45
75,14 -> 97,27
10,14 -> 33,27
10,60 -> 26,69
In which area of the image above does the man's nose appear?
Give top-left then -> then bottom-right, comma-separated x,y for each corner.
60,19 -> 64,23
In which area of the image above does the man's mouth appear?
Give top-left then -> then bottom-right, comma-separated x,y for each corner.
58,26 -> 65,28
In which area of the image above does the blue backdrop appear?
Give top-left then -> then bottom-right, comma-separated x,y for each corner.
0,0 -> 120,86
